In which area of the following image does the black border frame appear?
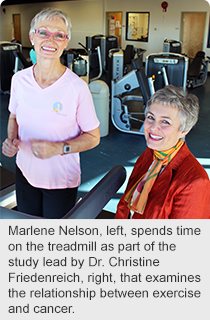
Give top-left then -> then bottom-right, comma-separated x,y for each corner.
125,11 -> 150,42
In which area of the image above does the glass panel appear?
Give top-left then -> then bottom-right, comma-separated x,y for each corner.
126,12 -> 150,42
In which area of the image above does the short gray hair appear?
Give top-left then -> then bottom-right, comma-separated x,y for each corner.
145,85 -> 199,133
29,8 -> 72,40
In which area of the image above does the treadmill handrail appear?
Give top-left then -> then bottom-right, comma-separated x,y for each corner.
62,165 -> 126,219
0,165 -> 126,219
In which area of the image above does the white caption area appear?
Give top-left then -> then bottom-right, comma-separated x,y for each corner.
0,220 -> 209,320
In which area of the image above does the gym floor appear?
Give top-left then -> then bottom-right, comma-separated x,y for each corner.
1,73 -> 210,213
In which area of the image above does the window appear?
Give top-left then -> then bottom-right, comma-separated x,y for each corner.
126,12 -> 150,42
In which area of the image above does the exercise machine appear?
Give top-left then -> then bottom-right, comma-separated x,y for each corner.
0,166 -> 16,210
163,39 -> 182,54
63,45 -> 90,83
63,42 -> 103,84
111,56 -> 151,135
86,34 -> 119,72
107,46 -> 146,87
111,50 -> 187,135
62,165 -> 126,219
13,51 -> 32,71
186,51 -> 210,89
0,42 -> 22,93
145,52 -> 189,91
64,43 -> 110,137
107,45 -> 136,81
107,48 -> 124,87
0,165 -> 126,219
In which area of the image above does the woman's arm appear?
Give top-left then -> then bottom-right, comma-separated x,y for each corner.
2,113 -> 20,157
29,127 -> 100,159
63,127 -> 100,153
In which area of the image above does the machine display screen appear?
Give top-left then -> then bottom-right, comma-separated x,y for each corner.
154,58 -> 178,64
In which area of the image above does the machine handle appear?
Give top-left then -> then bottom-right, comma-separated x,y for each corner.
62,165 -> 126,219
89,46 -> 103,82
0,165 -> 126,219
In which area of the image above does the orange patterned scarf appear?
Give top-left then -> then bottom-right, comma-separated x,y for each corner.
124,141 -> 184,217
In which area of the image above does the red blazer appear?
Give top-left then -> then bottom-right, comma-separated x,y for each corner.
115,143 -> 210,219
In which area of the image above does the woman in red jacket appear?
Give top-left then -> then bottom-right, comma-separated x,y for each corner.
116,85 -> 210,219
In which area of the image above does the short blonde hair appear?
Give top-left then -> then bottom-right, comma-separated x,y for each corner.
29,8 -> 72,40
145,85 -> 199,133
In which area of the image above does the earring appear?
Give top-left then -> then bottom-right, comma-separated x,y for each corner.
32,42 -> 34,46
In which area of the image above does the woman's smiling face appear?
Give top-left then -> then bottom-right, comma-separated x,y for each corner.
144,102 -> 186,151
31,16 -> 69,60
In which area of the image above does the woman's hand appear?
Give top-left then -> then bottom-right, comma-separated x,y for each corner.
2,138 -> 20,158
29,127 -> 100,159
29,139 -> 62,159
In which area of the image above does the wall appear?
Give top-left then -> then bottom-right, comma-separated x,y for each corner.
0,0 -> 104,48
0,0 -> 210,59
105,0 -> 210,58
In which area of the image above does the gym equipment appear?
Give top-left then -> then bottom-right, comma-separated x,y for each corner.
0,165 -> 126,219
86,34 -> 118,72
107,46 -> 146,88
107,48 -> 124,88
86,35 -> 105,71
123,46 -> 146,72
62,165 -> 126,219
73,56 -> 87,76
105,35 -> 119,71
64,44 -> 103,83
108,48 -> 124,82
0,42 -> 22,93
163,39 -> 182,54
186,51 -> 210,89
0,166 -> 16,209
111,57 -> 151,135
145,52 -> 189,91
13,51 -> 32,71
123,45 -> 136,68
63,45 -> 90,83
64,43 -> 109,137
